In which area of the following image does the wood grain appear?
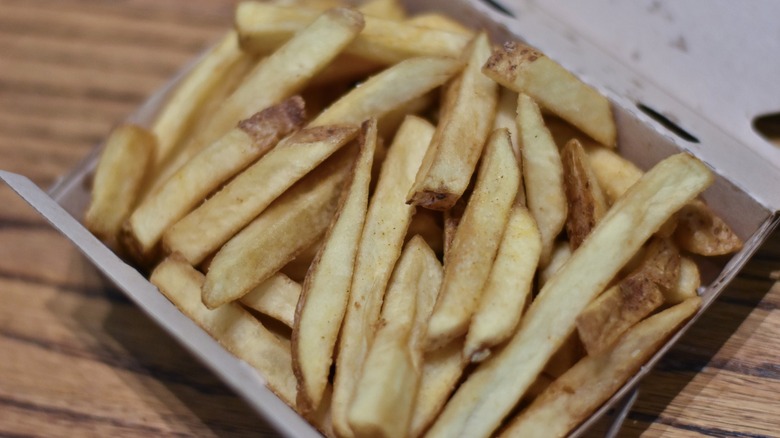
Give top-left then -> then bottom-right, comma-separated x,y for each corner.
1,1 -> 778,437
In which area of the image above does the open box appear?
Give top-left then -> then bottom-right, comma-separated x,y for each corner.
2,0 -> 779,436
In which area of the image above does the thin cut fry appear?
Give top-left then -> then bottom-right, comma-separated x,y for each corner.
85,125 -> 154,247
150,255 -> 297,407
483,42 -> 616,147
331,116 -> 434,438
240,272 -> 301,328
407,33 -> 499,210
501,297 -> 701,438
201,150 -> 353,308
425,128 -> 520,350
426,153 -> 713,438
293,119 -> 377,415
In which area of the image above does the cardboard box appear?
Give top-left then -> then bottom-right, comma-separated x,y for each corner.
2,0 -> 778,436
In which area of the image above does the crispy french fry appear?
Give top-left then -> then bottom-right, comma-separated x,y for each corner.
200,150 -> 353,308
562,138 -> 608,249
164,124 -> 358,266
483,42 -> 616,147
171,7 -> 364,175
85,125 -> 155,246
409,343 -> 466,438
347,236 -> 443,438
311,56 -> 463,127
674,198 -> 744,256
150,255 -> 297,407
293,119 -> 377,415
125,97 -> 306,259
425,128 -> 520,350
426,153 -> 713,438
584,144 -> 643,204
239,272 -> 301,328
501,297 -> 701,438
331,116 -> 434,438
665,256 -> 701,303
407,33 -> 499,210
517,93 -> 567,265
236,3 -> 469,64
465,202 -> 541,362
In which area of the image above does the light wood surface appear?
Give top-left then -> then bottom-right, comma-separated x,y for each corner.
1,1 -> 778,437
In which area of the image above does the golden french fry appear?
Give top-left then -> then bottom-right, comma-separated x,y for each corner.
562,138 -> 608,249
311,56 -> 463,127
665,256 -> 701,303
236,3 -> 469,64
150,255 -> 297,407
584,144 -> 643,204
674,199 -> 744,256
483,42 -> 616,147
331,116 -> 434,438
347,236 -> 443,438
501,297 -> 701,438
293,119 -> 377,415
407,33 -> 499,210
465,203 -> 541,362
85,125 -> 155,247
426,153 -> 713,438
164,124 -> 358,265
200,150 -> 353,309
240,272 -> 301,328
493,88 -> 521,158
125,97 -> 306,259
517,93 -> 567,265
425,128 -> 520,351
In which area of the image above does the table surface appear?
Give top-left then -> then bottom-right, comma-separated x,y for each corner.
1,1 -> 779,436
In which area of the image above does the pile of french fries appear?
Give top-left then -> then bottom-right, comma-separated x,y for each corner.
84,0 -> 744,437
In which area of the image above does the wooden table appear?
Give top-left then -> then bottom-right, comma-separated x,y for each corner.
1,1 -> 778,436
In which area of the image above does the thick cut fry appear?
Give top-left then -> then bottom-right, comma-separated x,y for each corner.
407,33 -> 499,210
125,97 -> 306,259
483,42 -> 616,147
85,125 -> 154,246
426,153 -> 713,438
562,138 -> 608,249
240,273 -> 301,328
174,7 -> 363,172
465,204 -> 541,362
293,119 -> 377,415
236,3 -> 469,64
347,236 -> 443,438
311,56 -> 463,127
201,151 -> 352,308
425,128 -> 520,350
331,116 -> 434,438
517,93 -> 567,265
150,255 -> 297,407
501,297 -> 701,438
674,199 -> 744,256
164,124 -> 358,265
666,256 -> 701,303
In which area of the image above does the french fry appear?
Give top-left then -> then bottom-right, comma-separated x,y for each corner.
665,256 -> 701,303
538,240 -> 571,287
483,42 -> 616,147
200,150 -> 353,309
150,255 -> 297,407
236,3 -> 469,64
347,236 -> 443,438
584,144 -> 643,204
442,195 -> 467,263
410,340 -> 467,438
517,93 -> 567,265
85,125 -> 155,247
562,138 -> 608,249
425,128 -> 520,350
358,0 -> 406,20
124,97 -> 306,260
425,153 -> 713,438
239,272 -> 301,328
164,124 -> 358,266
331,116 -> 434,438
407,33 -> 499,210
311,56 -> 463,127
501,297 -> 701,438
674,199 -> 744,256
493,88 -> 520,158
293,119 -> 377,415
465,202 -> 541,362
280,239 -> 322,283
406,12 -> 475,35
171,7 -> 364,176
